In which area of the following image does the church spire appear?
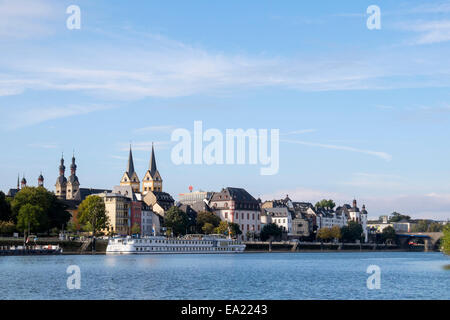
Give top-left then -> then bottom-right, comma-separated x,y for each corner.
127,145 -> 135,175
149,142 -> 157,176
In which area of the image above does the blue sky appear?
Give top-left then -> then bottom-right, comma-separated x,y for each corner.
1,0 -> 450,220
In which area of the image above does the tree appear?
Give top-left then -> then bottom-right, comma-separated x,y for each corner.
131,224 -> 141,235
16,204 -> 43,235
77,195 -> 109,236
0,221 -> 15,236
164,206 -> 189,236
317,227 -> 332,242
427,222 -> 443,232
442,224 -> 450,255
389,212 -> 411,223
330,225 -> 341,241
381,226 -> 396,244
315,199 -> 336,211
214,221 -> 242,237
412,220 -> 443,233
11,186 -> 70,233
0,191 -> 12,221
196,211 -> 221,233
202,222 -> 215,234
341,221 -> 363,243
260,223 -> 282,241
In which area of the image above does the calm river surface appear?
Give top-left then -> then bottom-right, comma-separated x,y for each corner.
0,252 -> 448,300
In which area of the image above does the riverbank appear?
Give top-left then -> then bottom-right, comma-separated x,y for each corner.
244,241 -> 404,252
0,237 -> 108,254
0,237 -> 425,254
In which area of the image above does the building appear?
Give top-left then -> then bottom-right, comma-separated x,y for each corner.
291,216 -> 310,238
142,144 -> 163,194
178,190 -> 213,206
143,191 -> 175,216
120,146 -> 141,193
97,192 -> 131,236
336,200 -> 368,242
141,202 -> 161,236
262,207 -> 292,235
209,187 -> 261,240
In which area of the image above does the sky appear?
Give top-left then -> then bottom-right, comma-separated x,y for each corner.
1,0 -> 450,220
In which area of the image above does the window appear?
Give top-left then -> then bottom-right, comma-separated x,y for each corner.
225,212 -> 228,219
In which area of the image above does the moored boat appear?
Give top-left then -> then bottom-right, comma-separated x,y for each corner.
106,234 -> 245,254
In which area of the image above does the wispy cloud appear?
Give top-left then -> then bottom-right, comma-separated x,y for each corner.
340,172 -> 409,189
28,143 -> 58,149
399,20 -> 450,44
133,125 -> 176,134
282,129 -> 317,136
1,104 -> 115,130
0,0 -> 58,38
281,139 -> 392,161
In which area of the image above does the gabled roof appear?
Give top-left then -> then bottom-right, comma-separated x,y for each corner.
73,188 -> 112,202
7,188 -> 19,197
210,187 -> 258,203
113,185 -> 138,201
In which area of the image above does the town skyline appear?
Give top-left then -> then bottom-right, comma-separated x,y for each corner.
2,145 -> 448,222
1,0 -> 450,220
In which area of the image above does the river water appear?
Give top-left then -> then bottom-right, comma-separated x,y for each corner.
0,252 -> 448,300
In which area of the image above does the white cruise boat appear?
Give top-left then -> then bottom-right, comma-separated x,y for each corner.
106,234 -> 246,254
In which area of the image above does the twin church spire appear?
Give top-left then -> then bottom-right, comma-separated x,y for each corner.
120,143 -> 162,194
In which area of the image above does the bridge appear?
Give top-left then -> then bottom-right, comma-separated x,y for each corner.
397,232 -> 443,251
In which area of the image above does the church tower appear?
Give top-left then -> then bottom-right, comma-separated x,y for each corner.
38,172 -> 44,187
120,146 -> 140,193
142,143 -> 163,194
21,175 -> 27,188
66,153 -> 80,200
55,154 -> 67,199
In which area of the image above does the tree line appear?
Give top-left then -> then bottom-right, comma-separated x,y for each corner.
0,188 -> 71,237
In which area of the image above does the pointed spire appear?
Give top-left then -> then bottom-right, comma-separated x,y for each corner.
149,142 -> 157,175
70,150 -> 77,174
127,145 -> 135,175
17,173 -> 20,190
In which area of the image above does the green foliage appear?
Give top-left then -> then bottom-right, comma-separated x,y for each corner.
412,220 -> 443,232
214,221 -> 242,237
202,222 -> 215,234
77,195 -> 109,236
16,203 -> 43,233
381,226 -> 396,243
196,211 -> 221,233
260,223 -> 282,241
317,227 -> 332,241
442,224 -> 450,255
0,220 -> 15,235
315,199 -> 336,211
11,187 -> 70,233
131,224 -> 141,235
164,206 -> 189,236
330,225 -> 341,240
0,191 -> 12,221
389,212 -> 411,223
341,221 -> 363,243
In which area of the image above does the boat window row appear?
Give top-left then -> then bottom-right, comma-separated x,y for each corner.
133,239 -> 213,245
134,246 -> 236,252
